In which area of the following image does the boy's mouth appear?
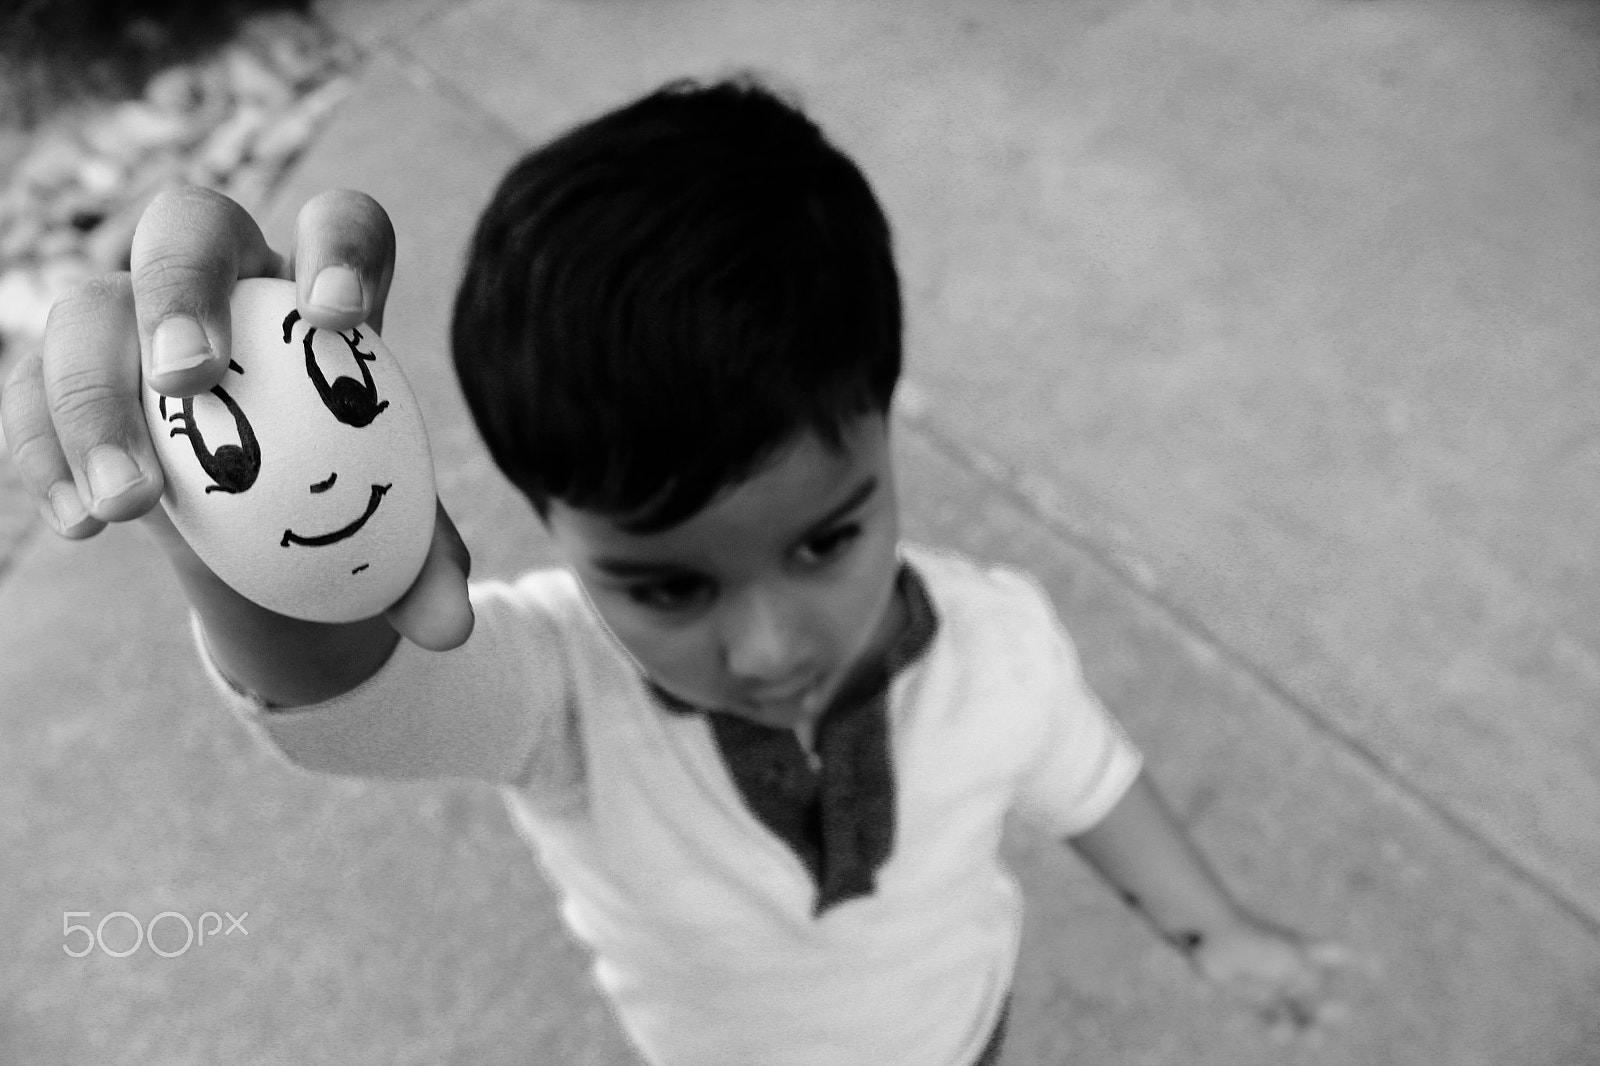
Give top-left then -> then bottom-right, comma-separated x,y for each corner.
742,675 -> 827,718
747,676 -> 819,704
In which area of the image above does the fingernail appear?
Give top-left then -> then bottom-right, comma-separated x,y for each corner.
86,448 -> 144,505
309,266 -> 364,315
46,482 -> 88,532
152,317 -> 212,376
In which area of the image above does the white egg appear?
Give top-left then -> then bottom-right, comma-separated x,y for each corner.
143,277 -> 436,623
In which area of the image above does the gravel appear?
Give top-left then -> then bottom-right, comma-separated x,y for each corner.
0,11 -> 362,390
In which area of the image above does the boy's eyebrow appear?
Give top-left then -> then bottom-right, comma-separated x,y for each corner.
593,475 -> 879,578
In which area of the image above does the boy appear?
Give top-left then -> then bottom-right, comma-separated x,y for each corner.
7,76 -> 1344,1064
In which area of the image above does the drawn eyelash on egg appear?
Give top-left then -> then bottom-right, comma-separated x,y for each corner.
158,360 -> 261,494
282,311 -> 390,428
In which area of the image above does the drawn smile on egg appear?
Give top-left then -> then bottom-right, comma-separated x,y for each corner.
280,482 -> 393,566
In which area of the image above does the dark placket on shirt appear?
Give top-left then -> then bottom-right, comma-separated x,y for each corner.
648,559 -> 940,916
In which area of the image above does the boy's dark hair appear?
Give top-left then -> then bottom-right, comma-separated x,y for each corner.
451,74 -> 901,534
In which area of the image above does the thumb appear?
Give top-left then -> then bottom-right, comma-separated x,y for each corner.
290,189 -> 396,334
385,500 -> 474,651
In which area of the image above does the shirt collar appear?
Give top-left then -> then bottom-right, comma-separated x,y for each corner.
648,555 -> 939,718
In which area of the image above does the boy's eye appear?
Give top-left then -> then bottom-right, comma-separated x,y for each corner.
629,575 -> 707,610
801,524 -> 860,562
624,526 -> 862,612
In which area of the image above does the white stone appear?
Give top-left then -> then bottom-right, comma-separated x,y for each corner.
0,9 -> 360,296
192,61 -> 238,123
0,214 -> 44,262
224,45 -> 294,109
0,268 -> 51,339
0,194 -> 23,253
45,168 -> 109,220
16,134 -> 84,194
297,74 -> 354,123
263,28 -> 330,88
34,228 -> 84,261
193,105 -> 270,179
48,184 -> 111,230
249,75 -> 353,173
251,102 -> 320,170
75,156 -> 125,199
39,255 -> 93,302
124,152 -> 186,207
238,8 -> 315,49
83,101 -> 195,161
221,165 -> 276,213
84,208 -> 141,272
144,64 -> 203,114
0,181 -> 32,226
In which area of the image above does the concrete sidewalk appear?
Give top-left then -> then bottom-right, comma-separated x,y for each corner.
4,1 -> 1598,1064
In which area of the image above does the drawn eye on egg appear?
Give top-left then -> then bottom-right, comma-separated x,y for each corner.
283,309 -> 389,427
160,360 -> 261,495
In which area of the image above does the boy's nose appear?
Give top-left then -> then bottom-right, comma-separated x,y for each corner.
310,472 -> 337,493
722,590 -> 816,689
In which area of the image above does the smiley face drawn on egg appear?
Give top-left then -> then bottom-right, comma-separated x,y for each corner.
145,278 -> 435,623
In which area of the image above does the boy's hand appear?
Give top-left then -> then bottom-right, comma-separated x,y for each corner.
1188,911 -> 1354,1045
0,185 -> 472,652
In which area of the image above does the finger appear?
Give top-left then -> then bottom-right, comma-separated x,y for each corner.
384,500 -> 474,651
38,275 -> 168,524
130,185 -> 285,396
289,189 -> 396,334
1,345 -> 105,537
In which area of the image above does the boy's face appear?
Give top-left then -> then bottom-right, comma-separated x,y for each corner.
546,413 -> 904,733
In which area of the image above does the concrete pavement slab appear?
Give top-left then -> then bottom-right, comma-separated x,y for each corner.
380,0 -> 1600,927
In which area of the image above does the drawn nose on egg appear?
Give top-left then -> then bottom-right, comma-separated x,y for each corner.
144,278 -> 436,623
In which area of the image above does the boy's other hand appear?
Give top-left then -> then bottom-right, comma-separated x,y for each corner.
1189,912 -> 1357,1046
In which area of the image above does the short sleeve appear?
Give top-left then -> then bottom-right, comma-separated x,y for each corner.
992,568 -> 1144,838
194,569 -> 583,794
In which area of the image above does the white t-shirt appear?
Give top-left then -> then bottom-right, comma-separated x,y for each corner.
197,541 -> 1142,1066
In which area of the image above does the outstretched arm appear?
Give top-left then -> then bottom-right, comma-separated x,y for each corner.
1068,770 -> 1350,1041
